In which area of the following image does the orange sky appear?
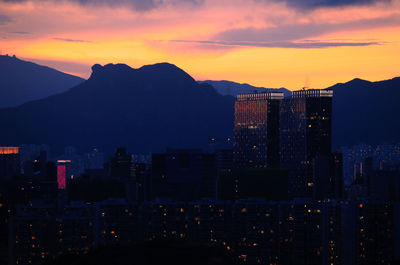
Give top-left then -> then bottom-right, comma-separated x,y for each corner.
0,0 -> 399,90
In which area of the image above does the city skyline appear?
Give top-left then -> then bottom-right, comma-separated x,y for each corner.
1,1 -> 400,264
2,83 -> 400,264
0,0 -> 399,90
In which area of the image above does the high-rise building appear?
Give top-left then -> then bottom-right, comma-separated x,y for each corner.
330,153 -> 344,199
0,147 -> 20,178
128,162 -> 151,202
234,92 -> 284,169
280,89 -> 333,198
110,147 -> 132,178
57,163 -> 67,190
151,149 -> 218,201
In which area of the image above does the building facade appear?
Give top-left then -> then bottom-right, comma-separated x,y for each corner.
0,147 -> 20,179
234,92 -> 284,169
280,89 -> 333,198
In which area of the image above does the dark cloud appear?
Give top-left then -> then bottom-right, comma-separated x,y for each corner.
53,37 -> 94,43
0,0 -> 159,11
0,14 -> 12,25
266,0 -> 392,10
0,0 -> 203,11
172,14 -> 400,49
9,31 -> 29,34
214,14 -> 400,43
171,39 -> 380,49
69,0 -> 160,11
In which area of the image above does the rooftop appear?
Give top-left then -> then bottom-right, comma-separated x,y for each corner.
237,92 -> 284,101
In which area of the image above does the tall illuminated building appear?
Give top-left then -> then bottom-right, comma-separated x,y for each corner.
234,92 -> 284,168
56,160 -> 71,209
280,89 -> 333,198
57,160 -> 72,190
0,147 -> 20,178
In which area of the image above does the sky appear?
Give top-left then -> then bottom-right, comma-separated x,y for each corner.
0,0 -> 399,90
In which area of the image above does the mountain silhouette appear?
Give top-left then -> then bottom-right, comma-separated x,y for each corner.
199,80 -> 291,98
0,62 -> 234,154
0,55 -> 84,108
0,56 -> 398,152
329,76 -> 400,149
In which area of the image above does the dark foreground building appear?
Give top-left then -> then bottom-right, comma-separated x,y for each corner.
151,149 -> 218,201
218,168 -> 289,201
9,199 -> 400,265
46,240 -> 241,265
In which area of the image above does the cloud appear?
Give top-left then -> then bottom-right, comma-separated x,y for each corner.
0,0 -> 159,11
53,37 -> 94,43
69,0 -> 160,11
171,39 -> 381,49
9,31 -> 29,34
0,14 -> 12,25
213,14 -> 400,44
0,0 -> 204,11
266,0 -> 393,10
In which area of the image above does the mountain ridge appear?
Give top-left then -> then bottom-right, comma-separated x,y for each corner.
199,80 -> 291,97
327,75 -> 400,149
0,57 -> 399,152
0,62 -> 234,154
0,55 -> 85,108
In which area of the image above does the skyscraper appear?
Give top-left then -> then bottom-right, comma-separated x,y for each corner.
234,92 -> 284,169
56,160 -> 72,190
280,89 -> 333,198
110,147 -> 132,178
0,147 -> 20,178
151,149 -> 218,201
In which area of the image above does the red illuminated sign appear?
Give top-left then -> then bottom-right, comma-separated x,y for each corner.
57,165 -> 66,189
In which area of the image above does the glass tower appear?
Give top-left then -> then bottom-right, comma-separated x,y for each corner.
234,92 -> 284,168
280,89 -> 333,198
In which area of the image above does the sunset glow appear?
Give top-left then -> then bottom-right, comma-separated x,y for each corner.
1,0 -> 399,89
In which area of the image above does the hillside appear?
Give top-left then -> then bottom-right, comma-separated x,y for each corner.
0,55 -> 84,108
0,62 -> 234,153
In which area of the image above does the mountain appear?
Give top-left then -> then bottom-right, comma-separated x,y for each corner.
0,63 -> 234,154
0,55 -> 84,108
329,77 -> 400,149
199,80 -> 291,98
0,56 -> 398,153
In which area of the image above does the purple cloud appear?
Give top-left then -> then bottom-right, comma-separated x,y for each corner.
0,0 -> 204,11
53,37 -> 94,43
171,39 -> 381,49
213,14 -> 400,44
264,0 -> 392,10
0,14 -> 12,25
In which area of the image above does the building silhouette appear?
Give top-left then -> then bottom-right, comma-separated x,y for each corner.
0,147 -> 20,179
151,149 -> 218,201
110,147 -> 132,178
234,92 -> 284,169
9,198 -> 400,265
280,89 -> 333,198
